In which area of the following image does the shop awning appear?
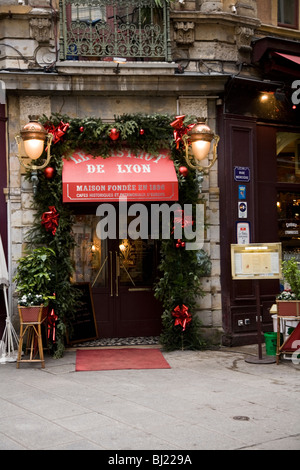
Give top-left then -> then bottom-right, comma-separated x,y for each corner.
273,52 -> 300,65
62,149 -> 179,202
251,37 -> 300,79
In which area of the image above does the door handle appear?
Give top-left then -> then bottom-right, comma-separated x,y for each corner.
109,251 -> 113,296
119,257 -> 136,287
91,255 -> 108,288
115,252 -> 120,297
128,287 -> 152,292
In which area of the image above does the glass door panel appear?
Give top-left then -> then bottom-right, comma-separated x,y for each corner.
276,132 -> 300,183
277,191 -> 300,260
276,132 -> 300,261
118,238 -> 157,287
71,214 -> 108,288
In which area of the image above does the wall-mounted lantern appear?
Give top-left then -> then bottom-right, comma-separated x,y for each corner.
15,115 -> 53,194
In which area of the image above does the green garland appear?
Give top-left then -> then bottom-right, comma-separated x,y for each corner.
155,158 -> 211,351
25,112 -> 210,356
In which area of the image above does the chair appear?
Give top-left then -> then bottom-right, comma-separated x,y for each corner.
16,306 -> 47,368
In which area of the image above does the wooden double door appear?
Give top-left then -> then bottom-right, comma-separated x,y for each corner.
72,207 -> 163,338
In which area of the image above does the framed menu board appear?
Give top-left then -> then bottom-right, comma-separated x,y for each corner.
66,283 -> 98,344
231,243 -> 282,280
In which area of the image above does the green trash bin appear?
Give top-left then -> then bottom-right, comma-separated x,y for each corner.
264,332 -> 278,356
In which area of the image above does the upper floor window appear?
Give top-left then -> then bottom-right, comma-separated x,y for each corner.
278,0 -> 299,29
60,0 -> 171,62
71,5 -> 106,23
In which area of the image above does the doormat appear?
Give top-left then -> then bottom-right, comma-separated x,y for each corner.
74,336 -> 160,348
75,348 -> 171,371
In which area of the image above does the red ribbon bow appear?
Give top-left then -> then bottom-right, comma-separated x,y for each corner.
170,115 -> 195,149
44,120 -> 70,145
172,304 -> 192,331
41,206 -> 59,235
47,308 -> 58,343
172,209 -> 194,234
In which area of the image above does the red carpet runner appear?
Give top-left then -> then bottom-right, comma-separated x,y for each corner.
75,347 -> 171,371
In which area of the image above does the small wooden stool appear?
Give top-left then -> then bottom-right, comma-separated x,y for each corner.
17,306 -> 47,368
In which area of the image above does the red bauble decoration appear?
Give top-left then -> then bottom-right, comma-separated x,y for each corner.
139,129 -> 145,135
79,126 -> 84,132
109,128 -> 120,141
179,166 -> 188,177
176,239 -> 181,248
175,239 -> 186,248
44,167 -> 55,179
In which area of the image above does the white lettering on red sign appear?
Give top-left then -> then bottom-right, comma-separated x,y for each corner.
86,164 -> 105,173
117,164 -> 151,173
70,151 -> 91,164
69,149 -> 168,165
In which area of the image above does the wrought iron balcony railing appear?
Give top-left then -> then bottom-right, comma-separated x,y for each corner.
59,0 -> 172,62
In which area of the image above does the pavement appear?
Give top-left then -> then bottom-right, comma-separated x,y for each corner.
0,344 -> 299,452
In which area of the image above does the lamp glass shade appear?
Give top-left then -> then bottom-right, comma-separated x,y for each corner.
23,139 -> 45,160
191,140 -> 211,161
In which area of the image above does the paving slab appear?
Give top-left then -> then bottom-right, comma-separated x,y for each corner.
0,344 -> 299,451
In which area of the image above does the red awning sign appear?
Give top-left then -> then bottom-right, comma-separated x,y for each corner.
273,52 -> 300,65
62,149 -> 179,202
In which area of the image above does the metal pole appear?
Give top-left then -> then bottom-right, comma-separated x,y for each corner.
245,279 -> 276,364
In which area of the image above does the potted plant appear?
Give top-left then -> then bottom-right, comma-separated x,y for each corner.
277,257 -> 300,316
14,247 -> 56,322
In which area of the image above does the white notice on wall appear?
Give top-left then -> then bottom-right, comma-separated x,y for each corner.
237,222 -> 250,244
238,202 -> 247,218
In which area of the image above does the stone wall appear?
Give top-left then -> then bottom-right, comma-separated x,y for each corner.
171,0 -> 260,74
1,0 -> 261,72
179,96 -> 221,343
0,0 -> 56,69
7,94 -> 51,322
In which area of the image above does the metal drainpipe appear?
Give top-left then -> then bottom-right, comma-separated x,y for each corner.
3,92 -> 12,318
176,98 -> 180,115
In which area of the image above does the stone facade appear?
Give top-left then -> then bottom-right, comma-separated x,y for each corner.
1,0 -> 299,343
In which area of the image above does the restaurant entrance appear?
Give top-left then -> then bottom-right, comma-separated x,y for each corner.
71,206 -> 163,338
